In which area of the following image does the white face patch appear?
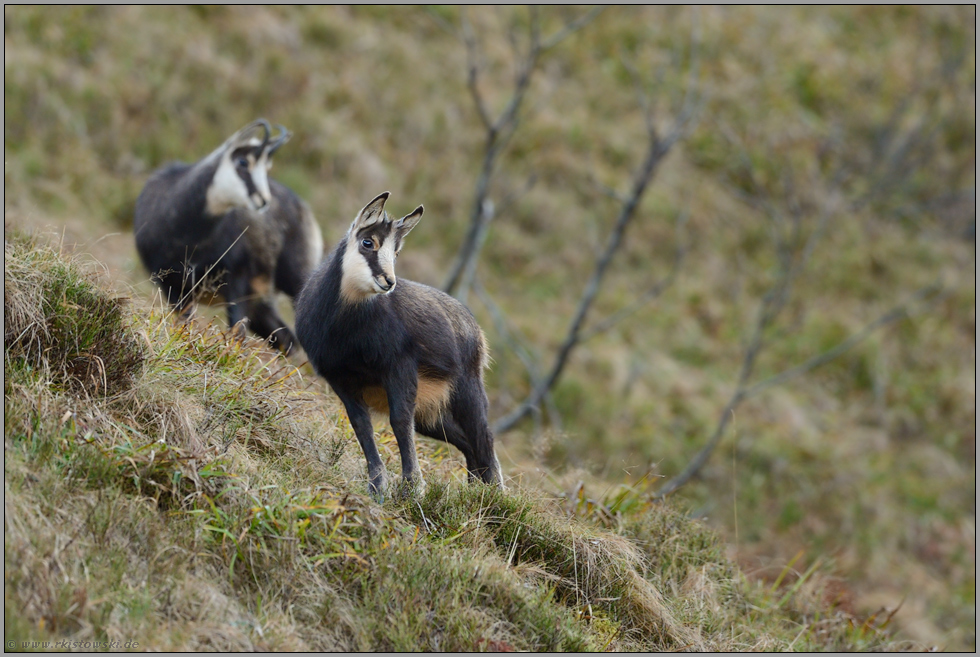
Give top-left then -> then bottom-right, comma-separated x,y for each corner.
206,153 -> 249,216
338,193 -> 421,305
376,238 -> 397,289
249,152 -> 272,211
204,139 -> 272,216
340,237 -> 380,304
339,234 -> 398,305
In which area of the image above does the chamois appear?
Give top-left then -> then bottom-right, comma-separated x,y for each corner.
295,192 -> 503,499
133,119 -> 323,354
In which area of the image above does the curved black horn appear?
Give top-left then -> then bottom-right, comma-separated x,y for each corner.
267,124 -> 292,157
232,118 -> 271,147
255,118 -> 272,148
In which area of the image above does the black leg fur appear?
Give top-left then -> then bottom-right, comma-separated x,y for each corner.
385,367 -> 423,488
247,298 -> 297,354
334,388 -> 388,500
416,377 -> 501,485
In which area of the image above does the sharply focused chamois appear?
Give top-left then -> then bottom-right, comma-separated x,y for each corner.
133,119 -> 323,353
295,192 -> 503,499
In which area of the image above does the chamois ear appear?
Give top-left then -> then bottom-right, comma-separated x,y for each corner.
352,191 -> 390,231
395,205 -> 423,239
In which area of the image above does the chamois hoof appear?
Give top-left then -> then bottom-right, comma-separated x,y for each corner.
396,475 -> 427,500
367,473 -> 390,503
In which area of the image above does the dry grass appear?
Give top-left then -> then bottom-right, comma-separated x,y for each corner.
3,231 -> 912,651
4,5 -> 974,650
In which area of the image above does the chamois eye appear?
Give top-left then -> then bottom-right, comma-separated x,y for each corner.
361,239 -> 374,249
236,157 -> 249,169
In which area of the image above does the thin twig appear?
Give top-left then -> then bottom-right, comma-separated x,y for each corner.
493,136 -> 672,434
652,282 -> 939,500
540,6 -> 605,52
166,227 -> 249,323
742,283 -> 942,400
580,211 -> 688,341
444,7 -> 605,301
650,121 -> 940,500
493,9 -> 702,433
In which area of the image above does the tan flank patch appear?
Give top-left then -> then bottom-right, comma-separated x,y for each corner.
362,376 -> 451,426
251,274 -> 272,298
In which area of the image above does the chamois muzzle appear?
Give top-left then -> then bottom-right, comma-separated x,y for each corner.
251,192 -> 270,211
376,274 -> 395,292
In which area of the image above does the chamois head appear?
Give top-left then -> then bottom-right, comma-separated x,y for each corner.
205,119 -> 291,216
340,191 -> 423,304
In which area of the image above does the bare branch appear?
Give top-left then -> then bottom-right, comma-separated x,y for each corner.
622,55 -> 658,142
742,282 -> 943,400
621,8 -> 702,148
651,389 -> 745,501
663,5 -> 703,147
649,104 -> 940,500
492,8 -> 703,434
494,135 -> 672,434
472,277 -> 562,437
453,198 -> 494,307
651,281 -> 940,500
496,173 -> 538,218
453,174 -> 538,306
580,211 -> 688,341
423,7 -> 458,38
460,9 -> 494,134
651,266 -> 801,501
587,170 -> 630,205
541,6 -> 605,52
445,7 -> 606,301
473,278 -> 542,388
444,8 -> 543,299
647,142 -> 830,499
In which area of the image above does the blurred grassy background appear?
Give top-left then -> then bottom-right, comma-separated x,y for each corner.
4,6 -> 975,649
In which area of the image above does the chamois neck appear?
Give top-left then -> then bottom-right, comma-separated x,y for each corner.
178,157 -> 224,219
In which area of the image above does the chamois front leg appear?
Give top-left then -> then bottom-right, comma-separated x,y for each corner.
159,270 -> 197,322
385,369 -> 425,496
224,275 -> 251,342
335,389 -> 388,500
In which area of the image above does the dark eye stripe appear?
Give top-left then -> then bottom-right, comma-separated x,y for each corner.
236,167 -> 257,195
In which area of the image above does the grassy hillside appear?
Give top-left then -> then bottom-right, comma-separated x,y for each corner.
4,6 -> 975,650
4,234 -> 903,651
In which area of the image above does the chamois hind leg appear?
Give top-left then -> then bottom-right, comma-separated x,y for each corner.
334,389 -> 388,500
449,377 -> 502,486
247,297 -> 297,354
418,378 -> 501,486
415,414 -> 479,477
